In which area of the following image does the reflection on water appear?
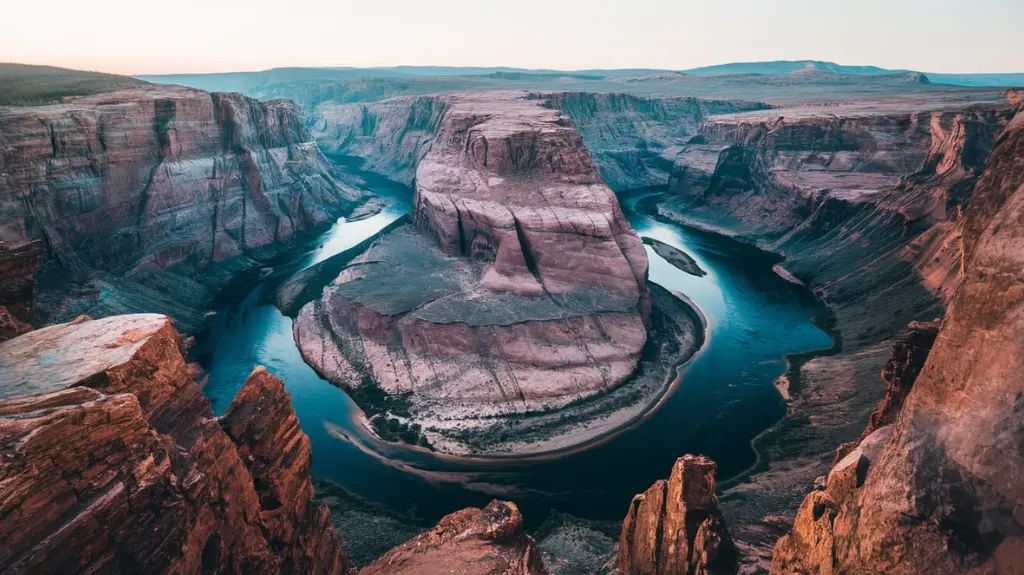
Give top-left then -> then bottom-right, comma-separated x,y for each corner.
195,182 -> 832,526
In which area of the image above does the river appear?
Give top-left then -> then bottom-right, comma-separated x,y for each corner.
194,171 -> 833,527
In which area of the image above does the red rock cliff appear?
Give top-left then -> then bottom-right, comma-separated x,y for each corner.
619,455 -> 737,575
0,314 -> 348,574
0,86 -> 364,284
770,104 -> 1024,574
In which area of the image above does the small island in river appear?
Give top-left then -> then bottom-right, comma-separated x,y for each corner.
642,237 -> 708,277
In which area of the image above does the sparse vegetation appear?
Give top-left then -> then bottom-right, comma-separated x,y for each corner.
0,63 -> 149,106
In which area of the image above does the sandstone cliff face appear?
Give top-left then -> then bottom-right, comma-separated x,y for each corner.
361,500 -> 546,575
544,92 -> 770,192
619,455 -> 737,575
642,100 -> 1018,552
311,96 -> 449,184
770,105 -> 1024,574
291,92 -> 679,456
0,314 -> 348,574
0,238 -> 42,340
0,86 -> 365,325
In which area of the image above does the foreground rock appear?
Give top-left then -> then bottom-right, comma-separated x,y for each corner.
771,102 -> 1024,574
0,85 -> 366,330
290,92 -> 701,456
0,314 -> 348,574
361,500 -> 546,575
619,455 -> 737,575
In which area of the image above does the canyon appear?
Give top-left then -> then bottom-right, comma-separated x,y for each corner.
0,84 -> 367,332
0,62 -> 1021,575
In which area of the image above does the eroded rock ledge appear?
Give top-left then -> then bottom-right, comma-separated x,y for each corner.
361,500 -> 546,575
291,93 -> 702,455
0,314 -> 348,574
619,455 -> 737,575
0,86 -> 367,330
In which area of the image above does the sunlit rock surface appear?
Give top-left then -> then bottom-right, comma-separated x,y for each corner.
771,102 -> 1024,575
361,500 -> 546,575
0,314 -> 348,574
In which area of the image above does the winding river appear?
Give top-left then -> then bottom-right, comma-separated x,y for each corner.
194,169 -> 832,527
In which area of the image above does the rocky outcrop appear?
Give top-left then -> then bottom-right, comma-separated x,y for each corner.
290,92 -> 698,456
770,105 -> 1024,574
833,319 -> 941,464
619,455 -> 737,575
0,314 -> 348,574
0,86 -> 366,326
0,238 -> 43,339
361,500 -> 546,575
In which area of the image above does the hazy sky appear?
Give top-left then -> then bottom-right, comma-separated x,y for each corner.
2,0 -> 1021,75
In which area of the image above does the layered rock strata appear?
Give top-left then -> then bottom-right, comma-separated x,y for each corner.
361,500 -> 546,575
619,455 -> 737,575
770,102 -> 1024,574
642,97 -> 1019,555
0,86 -> 365,327
0,314 -> 348,574
292,93 -> 676,455
0,238 -> 43,340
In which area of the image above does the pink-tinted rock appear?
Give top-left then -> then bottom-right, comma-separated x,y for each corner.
0,86 -> 364,283
292,93 -> 659,455
361,500 -> 546,575
771,104 -> 1024,575
0,315 -> 349,574
619,455 -> 737,575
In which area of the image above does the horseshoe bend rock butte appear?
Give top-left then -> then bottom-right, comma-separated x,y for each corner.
0,314 -> 348,574
293,92 -> 664,455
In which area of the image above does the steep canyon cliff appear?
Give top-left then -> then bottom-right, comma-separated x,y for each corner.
0,86 -> 366,330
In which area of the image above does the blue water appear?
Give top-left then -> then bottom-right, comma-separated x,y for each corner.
194,179 -> 833,526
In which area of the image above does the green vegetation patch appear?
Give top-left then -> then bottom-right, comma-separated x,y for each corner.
0,64 -> 150,106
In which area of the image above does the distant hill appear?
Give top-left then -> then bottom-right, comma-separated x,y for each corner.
0,63 -> 149,106
679,60 -> 1024,87
139,61 -> 1024,91
681,60 -> 903,76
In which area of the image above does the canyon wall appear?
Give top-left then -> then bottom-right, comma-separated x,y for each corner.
638,99 -> 1018,555
0,86 -> 366,328
543,92 -> 771,191
311,95 -> 449,184
0,314 -> 348,574
771,106 -> 1024,573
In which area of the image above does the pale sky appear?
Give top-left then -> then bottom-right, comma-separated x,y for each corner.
2,0 -> 1021,75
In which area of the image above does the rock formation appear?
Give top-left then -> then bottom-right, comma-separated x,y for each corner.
619,455 -> 737,575
0,238 -> 43,340
0,314 -> 348,574
0,85 -> 366,328
833,319 -> 941,463
289,92 -> 703,456
311,96 -> 449,184
640,96 -> 1019,553
361,500 -> 546,575
770,101 -> 1024,574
